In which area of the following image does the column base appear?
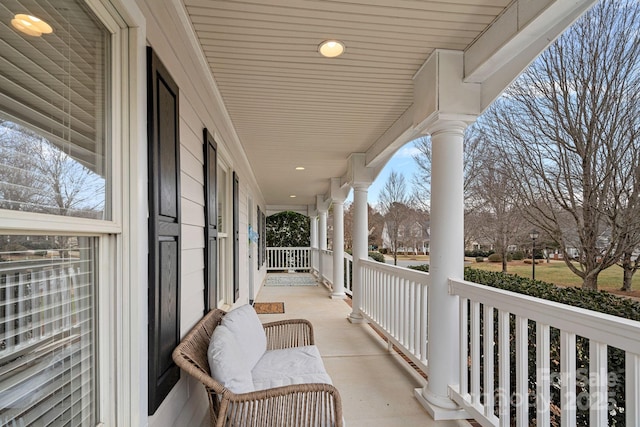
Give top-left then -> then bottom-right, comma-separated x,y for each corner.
414,387 -> 469,421
347,312 -> 368,324
330,292 -> 346,300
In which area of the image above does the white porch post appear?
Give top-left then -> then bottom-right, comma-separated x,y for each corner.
319,210 -> 328,251
309,209 -> 318,273
310,214 -> 318,249
345,154 -> 374,322
416,120 -> 468,418
411,50 -> 480,420
330,178 -> 350,299
348,183 -> 369,322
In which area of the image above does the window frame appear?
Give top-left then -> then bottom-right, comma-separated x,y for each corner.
216,157 -> 234,309
0,0 -> 138,424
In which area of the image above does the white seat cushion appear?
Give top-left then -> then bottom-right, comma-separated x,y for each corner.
221,305 -> 267,370
208,324 -> 255,394
251,345 -> 333,391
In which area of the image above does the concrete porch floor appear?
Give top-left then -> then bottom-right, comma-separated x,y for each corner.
255,275 -> 471,427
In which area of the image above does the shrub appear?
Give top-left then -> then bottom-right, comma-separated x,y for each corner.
475,256 -> 484,263
407,264 -> 429,273
511,251 -> 524,260
465,249 -> 495,258
487,253 -> 502,262
368,251 -> 386,263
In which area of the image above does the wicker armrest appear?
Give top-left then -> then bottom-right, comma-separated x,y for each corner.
262,318 -> 314,350
219,382 -> 343,427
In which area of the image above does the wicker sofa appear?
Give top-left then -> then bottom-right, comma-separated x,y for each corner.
172,307 -> 343,427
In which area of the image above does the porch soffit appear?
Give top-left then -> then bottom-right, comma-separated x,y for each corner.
180,0 -> 590,207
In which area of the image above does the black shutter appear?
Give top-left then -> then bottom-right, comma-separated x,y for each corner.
233,171 -> 240,302
147,47 -> 181,414
204,129 -> 218,313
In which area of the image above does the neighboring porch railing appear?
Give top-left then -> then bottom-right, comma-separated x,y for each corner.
266,247 -> 310,271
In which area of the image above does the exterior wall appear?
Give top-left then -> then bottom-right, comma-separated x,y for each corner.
131,0 -> 266,426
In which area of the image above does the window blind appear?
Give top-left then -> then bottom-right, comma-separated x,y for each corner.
0,0 -> 110,220
0,236 -> 96,426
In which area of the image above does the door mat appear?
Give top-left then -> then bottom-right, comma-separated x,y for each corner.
266,273 -> 318,286
253,302 -> 285,314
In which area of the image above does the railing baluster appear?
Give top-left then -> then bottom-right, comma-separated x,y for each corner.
515,316 -> 528,426
483,305 -> 495,420
627,352 -> 640,426
421,284 -> 428,365
560,330 -> 577,427
589,340 -> 607,427
471,301 -> 481,406
498,309 -> 510,427
536,323 -> 550,427
459,297 -> 469,398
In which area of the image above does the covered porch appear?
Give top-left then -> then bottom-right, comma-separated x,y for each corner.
3,0 -> 638,426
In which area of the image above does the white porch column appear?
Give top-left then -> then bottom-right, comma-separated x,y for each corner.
417,120 -> 468,419
310,215 -> 318,249
309,210 -> 318,273
348,183 -> 369,322
318,210 -> 328,251
330,178 -> 350,299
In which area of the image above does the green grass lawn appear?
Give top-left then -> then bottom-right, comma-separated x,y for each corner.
468,259 -> 640,293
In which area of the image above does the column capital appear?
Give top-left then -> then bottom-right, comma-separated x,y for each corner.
330,177 -> 350,204
413,49 -> 480,136
346,153 -> 375,188
316,195 -> 331,213
424,114 -> 470,137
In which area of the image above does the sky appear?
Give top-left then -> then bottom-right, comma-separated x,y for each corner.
346,139 -> 423,208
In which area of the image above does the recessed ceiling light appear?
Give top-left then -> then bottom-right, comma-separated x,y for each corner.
318,40 -> 345,58
289,195 -> 297,198
295,166 -> 305,170
11,14 -> 53,37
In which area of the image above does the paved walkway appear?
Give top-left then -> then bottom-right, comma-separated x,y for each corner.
255,278 -> 470,427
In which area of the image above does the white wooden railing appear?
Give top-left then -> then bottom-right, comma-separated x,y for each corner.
266,246 -> 640,426
266,247 -> 310,271
310,247 -> 321,274
319,249 -> 332,284
449,278 -> 640,427
359,259 -> 429,372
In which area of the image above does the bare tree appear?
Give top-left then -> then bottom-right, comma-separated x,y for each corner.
467,129 -> 523,272
378,171 -> 411,265
484,0 -> 640,289
0,120 -> 105,218
367,204 -> 385,250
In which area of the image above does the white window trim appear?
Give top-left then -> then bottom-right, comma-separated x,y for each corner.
217,158 -> 234,309
91,0 -> 149,425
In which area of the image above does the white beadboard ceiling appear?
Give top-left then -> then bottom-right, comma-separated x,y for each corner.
183,0 -> 512,206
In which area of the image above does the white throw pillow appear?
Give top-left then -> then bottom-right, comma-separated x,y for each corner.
208,324 -> 254,394
220,304 -> 267,369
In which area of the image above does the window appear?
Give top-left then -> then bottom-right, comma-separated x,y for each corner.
0,1 -> 113,424
0,236 -> 97,425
